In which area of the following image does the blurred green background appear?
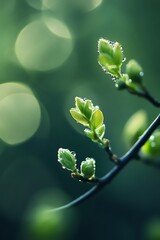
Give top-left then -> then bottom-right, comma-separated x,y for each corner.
0,0 -> 160,239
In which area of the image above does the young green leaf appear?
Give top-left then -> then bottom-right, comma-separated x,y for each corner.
95,124 -> 105,139
98,38 -> 123,78
113,42 -> 123,66
98,38 -> 113,56
70,108 -> 89,126
90,109 -> 104,129
83,100 -> 93,120
84,129 -> 95,140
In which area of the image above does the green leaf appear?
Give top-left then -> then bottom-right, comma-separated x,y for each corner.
113,42 -> 123,66
98,54 -> 114,67
83,100 -> 93,119
90,109 -> 104,129
107,65 -> 121,78
75,97 -> 93,120
75,97 -> 85,113
98,38 -> 113,56
98,38 -> 124,79
70,108 -> 89,126
95,124 -> 105,139
84,129 -> 95,140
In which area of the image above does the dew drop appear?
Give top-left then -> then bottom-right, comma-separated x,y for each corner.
122,57 -> 126,62
111,76 -> 116,83
109,40 -> 115,47
71,151 -> 76,156
140,71 -> 144,77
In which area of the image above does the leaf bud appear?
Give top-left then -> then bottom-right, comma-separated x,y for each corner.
70,108 -> 89,126
80,158 -> 96,180
58,148 -> 77,172
126,59 -> 143,83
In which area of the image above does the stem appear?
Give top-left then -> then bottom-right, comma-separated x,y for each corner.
143,89 -> 160,108
104,140 -> 119,164
50,113 -> 160,212
131,88 -> 160,108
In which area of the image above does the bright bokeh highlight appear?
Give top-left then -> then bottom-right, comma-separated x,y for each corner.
15,18 -> 73,71
26,0 -> 43,10
0,83 -> 41,145
73,0 -> 103,11
42,0 -> 103,12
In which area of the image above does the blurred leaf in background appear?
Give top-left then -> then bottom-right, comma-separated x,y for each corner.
19,189 -> 77,240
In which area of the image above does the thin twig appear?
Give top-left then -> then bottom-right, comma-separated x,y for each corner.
131,89 -> 160,108
49,113 -> 160,212
143,89 -> 160,108
104,140 -> 120,164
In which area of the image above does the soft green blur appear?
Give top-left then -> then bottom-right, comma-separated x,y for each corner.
19,189 -> 76,240
144,218 -> 160,240
0,0 -> 160,240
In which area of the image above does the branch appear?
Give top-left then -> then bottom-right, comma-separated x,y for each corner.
104,140 -> 119,164
131,88 -> 160,108
143,89 -> 160,107
51,113 -> 160,212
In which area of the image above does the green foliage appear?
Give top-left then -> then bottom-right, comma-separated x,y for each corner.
98,38 -> 147,95
70,97 -> 106,146
98,38 -> 123,78
57,148 -> 96,181
57,37 -> 160,217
